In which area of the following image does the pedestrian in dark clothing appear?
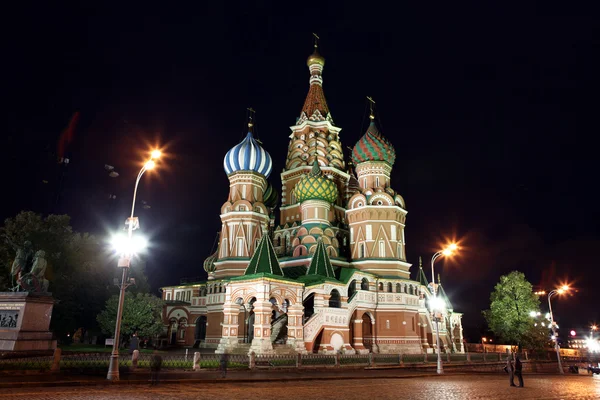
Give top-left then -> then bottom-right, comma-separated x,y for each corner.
514,356 -> 524,387
150,349 -> 163,385
506,355 -> 515,386
219,352 -> 229,378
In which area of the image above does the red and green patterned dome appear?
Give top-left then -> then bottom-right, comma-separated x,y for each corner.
351,121 -> 396,166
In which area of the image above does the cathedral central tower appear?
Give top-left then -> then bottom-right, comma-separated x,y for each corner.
273,43 -> 350,263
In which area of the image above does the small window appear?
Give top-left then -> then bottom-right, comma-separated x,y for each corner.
379,241 -> 385,257
166,293 -> 171,301
176,292 -> 181,301
239,205 -> 246,211
376,177 -> 380,187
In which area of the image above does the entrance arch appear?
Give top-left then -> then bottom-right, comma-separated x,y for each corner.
193,316 -> 207,348
362,313 -> 373,351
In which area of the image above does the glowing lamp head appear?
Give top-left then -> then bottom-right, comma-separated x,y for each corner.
482,337 -> 487,342
441,243 -> 459,256
570,330 -> 577,337
144,160 -> 156,170
529,311 -> 537,318
151,149 -> 162,160
592,325 -> 598,331
429,296 -> 446,311
111,233 -> 148,256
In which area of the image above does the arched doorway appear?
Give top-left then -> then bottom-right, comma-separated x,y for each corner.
303,293 -> 315,322
329,290 -> 341,308
247,297 -> 257,343
193,316 -> 207,348
168,318 -> 177,345
361,278 -> 369,291
348,280 -> 357,300
362,313 -> 373,351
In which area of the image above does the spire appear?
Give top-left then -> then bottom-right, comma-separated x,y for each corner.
367,96 -> 375,121
310,158 -> 322,177
244,234 -> 283,276
306,238 -> 335,278
247,107 -> 255,133
301,34 -> 330,121
417,256 -> 429,287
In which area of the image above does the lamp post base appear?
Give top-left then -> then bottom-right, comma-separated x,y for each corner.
107,353 -> 120,380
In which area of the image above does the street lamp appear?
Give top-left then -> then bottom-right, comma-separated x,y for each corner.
107,150 -> 161,381
429,243 -> 458,375
547,285 -> 569,375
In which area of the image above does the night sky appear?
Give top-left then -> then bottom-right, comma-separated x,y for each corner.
3,3 -> 599,341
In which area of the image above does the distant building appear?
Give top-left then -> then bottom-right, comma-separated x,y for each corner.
160,44 -> 464,355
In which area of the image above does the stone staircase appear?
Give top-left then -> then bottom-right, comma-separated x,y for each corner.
229,343 -> 251,354
270,314 -> 288,344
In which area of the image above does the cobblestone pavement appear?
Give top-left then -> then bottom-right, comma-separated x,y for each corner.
0,375 -> 598,399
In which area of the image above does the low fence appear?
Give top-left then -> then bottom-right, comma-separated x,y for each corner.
1,349 -> 597,373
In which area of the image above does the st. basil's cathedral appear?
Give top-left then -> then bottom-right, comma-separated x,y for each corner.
160,42 -> 465,355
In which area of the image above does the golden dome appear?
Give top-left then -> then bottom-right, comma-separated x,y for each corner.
307,48 -> 325,67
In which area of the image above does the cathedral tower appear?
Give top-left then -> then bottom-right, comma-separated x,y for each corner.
213,118 -> 274,278
274,41 -> 350,262
346,108 -> 410,277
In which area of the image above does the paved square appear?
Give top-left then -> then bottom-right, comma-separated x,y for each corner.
1,374 -> 598,399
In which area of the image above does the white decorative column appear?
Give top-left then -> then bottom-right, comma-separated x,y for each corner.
249,300 -> 274,355
216,302 -> 240,354
286,303 -> 307,353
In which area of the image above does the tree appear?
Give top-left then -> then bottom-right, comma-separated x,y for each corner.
0,211 -> 112,340
483,271 -> 542,349
97,292 -> 164,341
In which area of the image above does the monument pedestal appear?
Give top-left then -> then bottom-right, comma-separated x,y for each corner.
0,292 -> 57,351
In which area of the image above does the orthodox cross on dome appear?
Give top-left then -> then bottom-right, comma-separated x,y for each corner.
247,107 -> 256,132
312,32 -> 320,49
367,96 -> 376,120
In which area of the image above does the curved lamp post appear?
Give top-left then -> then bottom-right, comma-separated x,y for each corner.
547,285 -> 569,375
429,243 -> 458,375
107,150 -> 161,381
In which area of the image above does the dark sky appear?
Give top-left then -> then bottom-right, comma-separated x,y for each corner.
3,2 -> 599,341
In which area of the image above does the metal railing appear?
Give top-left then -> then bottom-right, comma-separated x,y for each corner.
1,350 -> 591,372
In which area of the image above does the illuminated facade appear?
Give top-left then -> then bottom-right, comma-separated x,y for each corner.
160,44 -> 464,355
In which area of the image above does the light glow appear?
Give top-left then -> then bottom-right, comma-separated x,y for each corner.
529,311 -> 537,317
587,338 -> 600,353
144,160 -> 156,170
570,330 -> 576,337
429,296 -> 446,311
151,149 -> 162,159
111,233 -> 148,256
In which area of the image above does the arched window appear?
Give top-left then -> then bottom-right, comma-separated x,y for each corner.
378,282 -> 383,291
166,293 -> 171,301
387,282 -> 392,293
329,290 -> 341,308
409,285 -> 414,295
361,278 -> 369,291
359,242 -> 366,258
396,283 -> 401,293
348,280 -> 357,299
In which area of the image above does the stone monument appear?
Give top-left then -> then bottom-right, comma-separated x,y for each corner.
0,243 -> 56,351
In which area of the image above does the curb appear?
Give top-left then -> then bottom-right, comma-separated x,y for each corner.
0,373 -> 441,389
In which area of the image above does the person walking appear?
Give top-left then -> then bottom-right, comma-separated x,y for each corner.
514,355 -> 524,387
506,354 -> 515,387
219,352 -> 229,378
150,348 -> 163,385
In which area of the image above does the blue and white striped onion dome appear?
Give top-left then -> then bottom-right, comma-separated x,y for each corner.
223,132 -> 273,178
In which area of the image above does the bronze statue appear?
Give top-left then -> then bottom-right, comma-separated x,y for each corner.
10,241 -> 33,291
10,242 -> 49,293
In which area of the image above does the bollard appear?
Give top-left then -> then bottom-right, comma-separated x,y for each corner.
131,350 -> 139,370
368,352 -> 374,367
483,352 -> 487,362
185,348 -> 188,362
296,352 -> 302,368
466,352 -> 471,362
249,351 -> 256,369
524,350 -> 528,361
193,352 -> 201,371
447,352 -> 450,362
424,353 -> 427,363
398,353 -> 403,366
335,352 -> 340,367
51,348 -> 61,373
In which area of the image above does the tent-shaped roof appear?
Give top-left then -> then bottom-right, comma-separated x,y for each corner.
417,256 -> 429,287
244,234 -> 283,276
305,238 -> 335,278
437,274 -> 453,311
